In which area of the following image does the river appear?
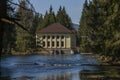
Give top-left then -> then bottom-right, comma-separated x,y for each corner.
0,54 -> 120,80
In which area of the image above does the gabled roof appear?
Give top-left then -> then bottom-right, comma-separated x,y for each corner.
37,23 -> 73,34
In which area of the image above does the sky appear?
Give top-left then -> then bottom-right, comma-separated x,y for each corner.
14,0 -> 85,24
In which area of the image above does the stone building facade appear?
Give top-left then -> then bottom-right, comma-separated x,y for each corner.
36,23 -> 76,54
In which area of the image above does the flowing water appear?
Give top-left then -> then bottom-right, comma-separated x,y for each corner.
0,54 -> 119,80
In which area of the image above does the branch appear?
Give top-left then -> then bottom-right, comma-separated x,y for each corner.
0,17 -> 31,34
8,0 -> 38,14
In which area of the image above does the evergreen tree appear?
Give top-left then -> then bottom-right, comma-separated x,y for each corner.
38,6 -> 73,30
56,6 -> 63,24
1,0 -> 16,54
36,14 -> 44,31
79,0 -> 120,61
56,6 -> 73,30
42,11 -> 49,28
48,5 -> 56,24
79,0 -> 91,53
15,0 -> 34,52
41,6 -> 56,28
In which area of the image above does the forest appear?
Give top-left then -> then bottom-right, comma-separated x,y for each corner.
79,0 -> 120,63
0,0 -> 120,63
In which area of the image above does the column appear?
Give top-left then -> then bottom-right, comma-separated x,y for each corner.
36,34 -> 37,46
59,35 -> 61,49
64,36 -> 66,48
55,35 -> 57,49
50,35 -> 52,48
46,35 -> 47,48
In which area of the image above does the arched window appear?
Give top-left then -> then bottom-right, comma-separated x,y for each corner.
52,41 -> 54,47
47,41 -> 50,47
47,35 -> 50,39
57,41 -> 59,47
61,36 -> 64,39
43,36 -> 45,39
43,41 -> 45,47
52,36 -> 55,39
61,41 -> 64,47
57,36 -> 59,39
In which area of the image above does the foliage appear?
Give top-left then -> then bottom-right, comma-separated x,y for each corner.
1,0 -> 16,54
79,0 -> 120,60
39,6 -> 74,30
15,0 -> 37,52
56,6 -> 73,30
79,0 -> 91,53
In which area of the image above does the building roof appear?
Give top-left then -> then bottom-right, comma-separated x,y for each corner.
37,23 -> 74,34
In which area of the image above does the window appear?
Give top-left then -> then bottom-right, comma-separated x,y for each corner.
47,41 -> 50,47
52,41 -> 54,47
52,36 -> 55,39
47,35 -> 50,39
61,41 -> 64,47
57,36 -> 59,39
43,41 -> 45,47
37,41 -> 40,43
61,36 -> 64,39
57,41 -> 59,47
43,36 -> 45,39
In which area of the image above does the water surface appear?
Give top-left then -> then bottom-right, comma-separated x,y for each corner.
0,54 -> 109,80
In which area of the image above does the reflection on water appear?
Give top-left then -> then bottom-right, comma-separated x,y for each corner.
0,54 -> 120,80
34,73 -> 72,80
12,72 -> 72,80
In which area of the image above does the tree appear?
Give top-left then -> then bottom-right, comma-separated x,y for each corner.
56,6 -> 63,24
56,6 -> 73,30
42,11 -> 49,28
48,5 -> 56,24
79,0 -> 91,53
0,0 -> 16,55
79,0 -> 120,61
15,0 -> 34,52
35,14 -> 43,32
0,0 -> 7,54
40,6 -> 56,28
38,6 -> 74,30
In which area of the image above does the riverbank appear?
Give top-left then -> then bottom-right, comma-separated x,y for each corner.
97,55 -> 120,65
80,69 -> 120,80
80,53 -> 93,54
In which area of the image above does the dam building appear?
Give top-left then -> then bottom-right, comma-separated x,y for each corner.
36,23 -> 77,54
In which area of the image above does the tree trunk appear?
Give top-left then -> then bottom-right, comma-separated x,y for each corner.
0,0 -> 7,54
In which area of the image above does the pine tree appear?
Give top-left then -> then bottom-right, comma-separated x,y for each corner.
15,0 -> 34,52
1,0 -> 16,54
56,6 -> 73,30
48,5 -> 56,24
36,14 -> 44,31
56,6 -> 63,24
39,6 -> 73,30
41,6 -> 56,28
79,0 -> 120,61
42,11 -> 49,28
79,0 -> 91,53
